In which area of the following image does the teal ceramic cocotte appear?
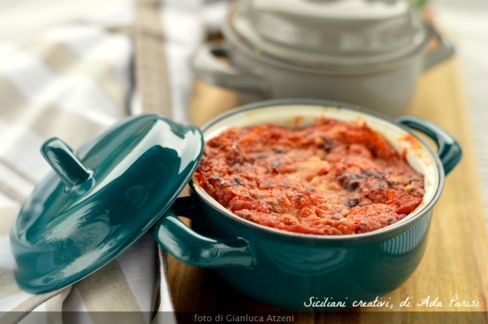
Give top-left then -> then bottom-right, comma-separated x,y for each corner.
10,100 -> 462,309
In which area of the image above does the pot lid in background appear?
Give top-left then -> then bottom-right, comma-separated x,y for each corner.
10,115 -> 203,293
230,0 -> 428,70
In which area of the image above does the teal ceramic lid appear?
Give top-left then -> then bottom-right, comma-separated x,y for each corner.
10,114 -> 203,293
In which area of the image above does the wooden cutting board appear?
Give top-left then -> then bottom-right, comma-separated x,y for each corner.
167,57 -> 488,322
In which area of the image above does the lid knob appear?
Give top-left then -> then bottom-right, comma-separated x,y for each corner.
41,138 -> 92,188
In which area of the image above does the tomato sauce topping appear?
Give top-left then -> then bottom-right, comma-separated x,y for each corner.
194,118 -> 424,235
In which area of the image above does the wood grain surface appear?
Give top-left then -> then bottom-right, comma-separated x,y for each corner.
167,57 -> 488,323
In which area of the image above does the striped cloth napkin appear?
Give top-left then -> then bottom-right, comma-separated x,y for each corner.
0,0 -> 221,322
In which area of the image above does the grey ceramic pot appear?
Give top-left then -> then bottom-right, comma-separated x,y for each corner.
153,99 -> 462,309
192,3 -> 454,116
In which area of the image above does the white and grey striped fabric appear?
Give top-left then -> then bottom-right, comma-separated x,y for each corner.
0,0 -> 221,322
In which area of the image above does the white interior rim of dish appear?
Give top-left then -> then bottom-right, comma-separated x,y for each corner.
193,104 -> 440,238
